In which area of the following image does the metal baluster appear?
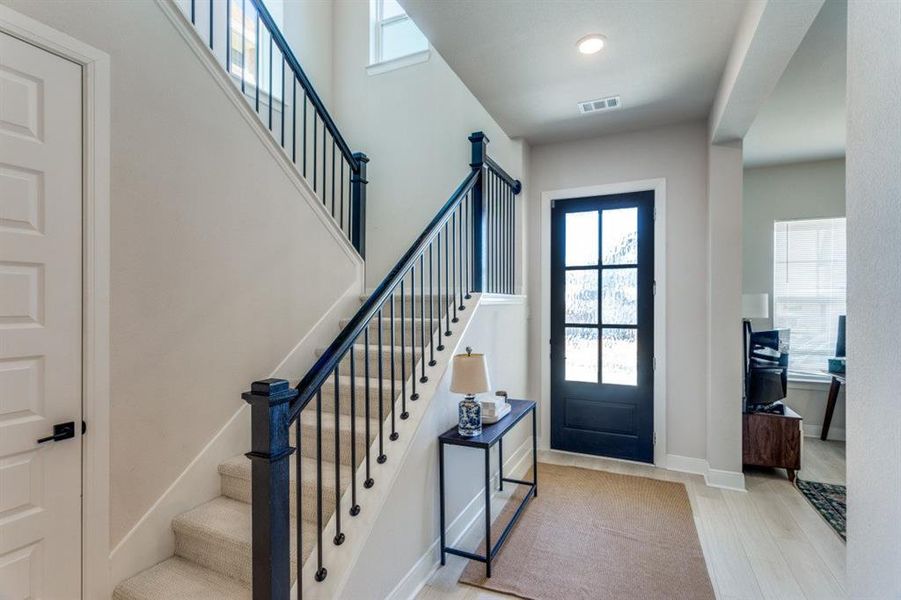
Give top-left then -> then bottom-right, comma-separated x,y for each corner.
340,159 -> 345,234
209,0 -> 213,50
331,139 -> 336,218
457,204 -> 464,310
389,293 -> 398,441
511,186 -> 515,293
268,35 -> 273,130
444,221 -> 451,336
364,327 -> 374,488
254,16 -> 259,112
225,0 -> 230,73
436,233 -> 444,351
419,254 -> 428,382
312,115 -> 317,194
333,367 -> 344,545
410,267 -> 419,400
349,345 -> 360,516
295,418 -> 302,600
451,212 -> 458,323
240,0 -> 245,94
377,309 -> 386,463
322,121 -> 327,209
291,79 -> 296,163
400,280 -> 409,419
428,244 -> 437,365
314,389 -> 326,581
280,56 -> 285,146
465,193 -> 472,299
191,0 -> 195,24
302,93 -> 307,177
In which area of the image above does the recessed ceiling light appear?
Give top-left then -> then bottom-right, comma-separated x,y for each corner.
577,34 -> 606,55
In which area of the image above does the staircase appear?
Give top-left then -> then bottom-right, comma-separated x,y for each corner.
114,1 -> 522,598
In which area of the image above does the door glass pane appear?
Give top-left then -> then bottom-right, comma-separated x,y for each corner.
602,207 -> 637,265
565,211 -> 598,266
601,268 -> 637,325
565,327 -> 598,382
565,270 -> 598,324
602,328 -> 637,385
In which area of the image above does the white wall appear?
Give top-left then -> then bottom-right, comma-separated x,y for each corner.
331,0 -> 526,287
0,0 -> 362,546
845,0 -> 901,596
743,158 -> 846,437
527,121 -> 710,462
282,0 -> 333,106
340,297 -> 529,600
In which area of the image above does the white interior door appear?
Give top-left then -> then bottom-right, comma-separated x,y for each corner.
0,31 -> 83,599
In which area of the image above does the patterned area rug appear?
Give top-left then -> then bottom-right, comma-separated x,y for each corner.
796,479 -> 846,541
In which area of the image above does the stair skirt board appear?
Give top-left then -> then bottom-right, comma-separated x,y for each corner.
114,297 -> 481,599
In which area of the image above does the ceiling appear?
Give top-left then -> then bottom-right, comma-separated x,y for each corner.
743,0 -> 847,167
400,0 -> 749,145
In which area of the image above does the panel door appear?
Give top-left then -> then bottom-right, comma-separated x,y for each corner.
550,191 -> 655,462
0,31 -> 83,598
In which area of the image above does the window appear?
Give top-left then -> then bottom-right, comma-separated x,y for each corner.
773,217 -> 846,377
370,0 -> 429,67
228,0 -> 284,99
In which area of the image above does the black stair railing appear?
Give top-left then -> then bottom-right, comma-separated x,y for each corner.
179,0 -> 368,256
243,132 -> 520,599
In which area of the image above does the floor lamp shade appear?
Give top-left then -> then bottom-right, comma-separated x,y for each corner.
450,351 -> 490,395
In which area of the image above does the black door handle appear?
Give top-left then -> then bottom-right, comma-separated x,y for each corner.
37,421 -> 76,444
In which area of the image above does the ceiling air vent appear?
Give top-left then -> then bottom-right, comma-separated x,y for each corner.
578,95 -> 622,115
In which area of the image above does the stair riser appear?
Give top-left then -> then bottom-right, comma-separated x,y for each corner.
220,471 -> 344,523
297,419 -> 376,467
318,384 -> 396,418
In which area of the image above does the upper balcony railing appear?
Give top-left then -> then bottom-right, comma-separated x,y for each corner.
176,0 -> 368,256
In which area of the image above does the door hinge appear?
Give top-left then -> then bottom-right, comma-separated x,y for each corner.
653,356 -> 657,371
551,200 -> 556,208
653,207 -> 657,221
653,280 -> 656,296
654,432 -> 657,446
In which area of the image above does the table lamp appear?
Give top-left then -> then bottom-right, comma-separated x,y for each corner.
450,347 -> 490,437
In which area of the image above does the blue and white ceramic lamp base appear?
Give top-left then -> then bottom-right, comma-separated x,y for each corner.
458,395 -> 482,437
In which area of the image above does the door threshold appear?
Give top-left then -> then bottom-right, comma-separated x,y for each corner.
541,448 -> 659,470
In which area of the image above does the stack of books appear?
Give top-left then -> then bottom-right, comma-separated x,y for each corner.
481,394 -> 511,424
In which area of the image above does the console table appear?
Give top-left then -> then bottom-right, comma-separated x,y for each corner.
820,372 -> 845,441
742,405 -> 802,482
438,399 -> 537,577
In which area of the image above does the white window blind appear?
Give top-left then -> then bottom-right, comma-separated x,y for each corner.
773,217 -> 846,376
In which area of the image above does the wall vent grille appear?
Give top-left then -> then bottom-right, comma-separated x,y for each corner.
578,96 -> 622,115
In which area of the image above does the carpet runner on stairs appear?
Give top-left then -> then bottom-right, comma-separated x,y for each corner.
113,300 -> 451,599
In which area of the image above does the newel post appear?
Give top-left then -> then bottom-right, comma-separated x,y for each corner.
469,132 -> 488,293
243,378 -> 297,600
351,152 -> 369,259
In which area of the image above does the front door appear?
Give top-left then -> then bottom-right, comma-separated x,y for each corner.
550,191 -> 654,462
0,31 -> 83,597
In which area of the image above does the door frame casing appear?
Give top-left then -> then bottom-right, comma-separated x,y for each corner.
0,7 -> 111,598
539,179 -> 666,467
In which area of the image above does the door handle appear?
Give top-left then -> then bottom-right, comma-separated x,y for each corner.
36,421 -> 76,444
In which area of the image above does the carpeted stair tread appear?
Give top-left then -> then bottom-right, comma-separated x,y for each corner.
112,556 -> 249,600
219,454 -> 352,521
317,375 -> 401,417
173,496 -> 313,584
297,409 -> 379,466
318,344 -> 420,376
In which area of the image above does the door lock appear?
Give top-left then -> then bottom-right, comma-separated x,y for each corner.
36,421 -> 76,444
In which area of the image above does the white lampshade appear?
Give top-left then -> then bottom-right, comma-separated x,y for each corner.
450,349 -> 490,395
742,293 -> 769,319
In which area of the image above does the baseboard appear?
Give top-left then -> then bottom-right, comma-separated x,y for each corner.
385,436 -> 534,600
803,423 -> 846,441
704,468 -> 746,491
109,281 -> 362,587
664,453 -> 709,476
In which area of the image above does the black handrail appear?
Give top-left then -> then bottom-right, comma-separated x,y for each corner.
289,169 -> 479,422
484,156 -> 522,194
249,0 -> 358,170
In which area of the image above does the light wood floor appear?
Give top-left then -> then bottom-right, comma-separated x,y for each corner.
417,439 -> 846,600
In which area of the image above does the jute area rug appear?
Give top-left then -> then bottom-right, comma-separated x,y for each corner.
459,463 -> 714,600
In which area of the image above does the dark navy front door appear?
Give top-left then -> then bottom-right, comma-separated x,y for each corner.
550,191 -> 655,463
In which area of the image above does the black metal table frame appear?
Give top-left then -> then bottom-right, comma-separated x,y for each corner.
438,400 -> 537,578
